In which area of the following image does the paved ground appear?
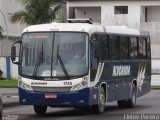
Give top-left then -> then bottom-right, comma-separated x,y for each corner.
0,88 -> 18,96
2,90 -> 160,120
0,88 -> 19,107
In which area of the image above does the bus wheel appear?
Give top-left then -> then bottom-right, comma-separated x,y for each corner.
92,87 -> 105,114
34,105 -> 47,115
127,83 -> 137,108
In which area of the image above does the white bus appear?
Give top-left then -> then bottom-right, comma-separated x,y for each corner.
11,20 -> 151,115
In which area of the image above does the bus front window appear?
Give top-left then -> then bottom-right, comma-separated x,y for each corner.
20,32 -> 89,79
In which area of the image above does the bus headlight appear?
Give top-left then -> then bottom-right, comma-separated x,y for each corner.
23,84 -> 32,90
70,77 -> 88,91
18,78 -> 32,91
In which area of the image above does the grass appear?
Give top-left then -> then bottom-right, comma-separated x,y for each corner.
151,85 -> 160,90
0,79 -> 18,87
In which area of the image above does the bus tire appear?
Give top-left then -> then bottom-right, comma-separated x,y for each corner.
117,100 -> 127,108
127,83 -> 137,108
34,105 -> 47,115
92,87 -> 105,114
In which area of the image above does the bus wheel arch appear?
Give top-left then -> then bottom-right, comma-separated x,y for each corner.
101,83 -> 107,102
132,80 -> 137,90
128,81 -> 137,108
92,83 -> 107,114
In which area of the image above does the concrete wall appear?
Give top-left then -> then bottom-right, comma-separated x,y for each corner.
151,59 -> 160,86
0,57 -> 6,78
0,0 -> 26,37
0,57 -> 18,79
0,37 -> 20,56
10,57 -> 18,79
101,1 -> 141,28
140,22 -> 160,58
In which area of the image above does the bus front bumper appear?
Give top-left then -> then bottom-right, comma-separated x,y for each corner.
18,87 -> 95,107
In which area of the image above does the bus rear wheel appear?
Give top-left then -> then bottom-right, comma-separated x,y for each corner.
34,105 -> 47,115
127,83 -> 137,108
92,87 -> 106,114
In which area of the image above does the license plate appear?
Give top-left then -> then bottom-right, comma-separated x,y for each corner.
45,93 -> 57,99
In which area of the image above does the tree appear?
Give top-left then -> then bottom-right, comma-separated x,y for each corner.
10,0 -> 62,25
0,26 -> 3,38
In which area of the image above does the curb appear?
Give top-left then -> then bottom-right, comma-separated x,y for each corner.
3,102 -> 19,108
0,87 -> 18,88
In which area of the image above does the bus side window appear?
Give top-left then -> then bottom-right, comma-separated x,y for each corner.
110,35 -> 120,60
91,43 -> 98,68
130,37 -> 138,59
120,36 -> 129,59
90,34 -> 98,69
100,34 -> 109,60
147,37 -> 151,59
138,37 -> 147,59
90,34 -> 99,81
104,34 -> 109,59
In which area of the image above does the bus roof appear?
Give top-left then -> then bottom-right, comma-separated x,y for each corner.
23,23 -> 149,37
22,22 -> 104,35
105,26 -> 149,36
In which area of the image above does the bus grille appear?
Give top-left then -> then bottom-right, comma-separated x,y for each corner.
32,86 -> 71,93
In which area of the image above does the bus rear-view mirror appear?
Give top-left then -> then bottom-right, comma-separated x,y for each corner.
11,46 -> 16,62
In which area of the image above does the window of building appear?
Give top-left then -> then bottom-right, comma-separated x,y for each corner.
114,6 -> 128,14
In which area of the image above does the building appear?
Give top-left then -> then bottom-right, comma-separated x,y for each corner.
66,0 -> 160,59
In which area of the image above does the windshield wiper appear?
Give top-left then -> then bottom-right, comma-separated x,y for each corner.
33,42 -> 44,77
56,45 -> 70,80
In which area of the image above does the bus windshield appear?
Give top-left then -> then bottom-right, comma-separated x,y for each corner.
20,32 -> 89,79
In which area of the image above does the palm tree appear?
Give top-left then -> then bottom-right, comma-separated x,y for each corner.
10,0 -> 62,25
0,26 -> 3,38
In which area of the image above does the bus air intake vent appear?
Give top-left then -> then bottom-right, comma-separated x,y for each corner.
32,86 -> 71,93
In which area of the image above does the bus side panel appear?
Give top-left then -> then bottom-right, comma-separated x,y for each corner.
99,61 -> 132,102
115,61 -> 133,101
136,60 -> 151,97
96,60 -> 151,102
